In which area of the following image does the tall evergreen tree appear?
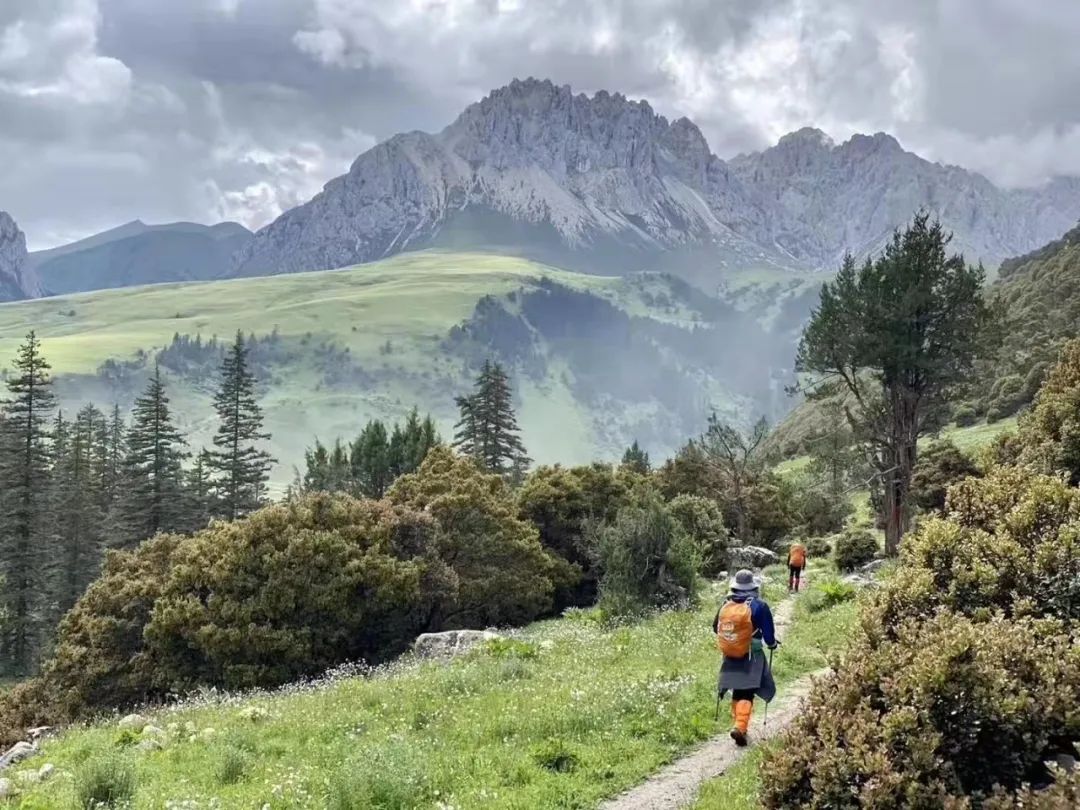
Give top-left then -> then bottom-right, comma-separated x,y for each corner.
208,332 -> 274,520
0,331 -> 56,674
52,404 -> 107,614
621,440 -> 651,474
181,448 -> 215,533
453,360 -> 530,478
352,420 -> 392,498
797,213 -> 997,553
117,366 -> 188,547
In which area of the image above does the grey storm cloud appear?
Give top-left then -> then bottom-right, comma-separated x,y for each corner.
1,0 -> 1078,248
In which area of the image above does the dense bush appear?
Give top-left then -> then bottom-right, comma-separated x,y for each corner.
871,467 -> 1080,629
388,446 -> 557,628
145,496 -> 445,691
762,613 -> 1080,808
910,439 -> 980,512
795,485 -> 853,536
667,494 -> 728,576
1015,338 -> 1080,484
832,528 -> 878,571
592,491 -> 700,615
1,449 -> 564,742
804,534 -> 832,558
953,403 -> 978,426
516,463 -> 631,608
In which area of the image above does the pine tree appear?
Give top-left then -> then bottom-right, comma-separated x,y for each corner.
351,420 -> 392,498
208,332 -> 275,520
117,366 -> 188,547
181,449 -> 215,533
52,404 -> 107,614
621,440 -> 651,474
453,360 -> 529,478
0,332 -> 56,674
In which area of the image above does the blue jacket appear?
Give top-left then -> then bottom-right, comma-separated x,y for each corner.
712,593 -> 777,649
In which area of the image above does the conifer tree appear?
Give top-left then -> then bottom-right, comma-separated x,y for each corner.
208,332 -> 274,520
0,331 -> 56,674
453,360 -> 530,478
621,440 -> 651,474
352,420 -> 392,498
117,366 -> 188,547
182,449 -> 215,533
52,404 -> 107,614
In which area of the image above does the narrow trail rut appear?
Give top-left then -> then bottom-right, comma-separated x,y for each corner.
598,591 -> 823,810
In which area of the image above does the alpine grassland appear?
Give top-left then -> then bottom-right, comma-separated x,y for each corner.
0,250 -> 759,481
7,562 -> 854,809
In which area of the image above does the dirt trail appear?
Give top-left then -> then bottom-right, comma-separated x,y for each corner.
598,592 -> 822,810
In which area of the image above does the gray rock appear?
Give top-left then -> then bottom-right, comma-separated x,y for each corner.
0,741 -> 35,770
727,546 -> 779,569
842,573 -> 875,589
118,713 -> 148,732
141,725 -> 165,739
413,629 -> 503,659
38,763 -> 54,781
136,738 -> 163,753
860,559 -> 888,575
0,212 -> 41,302
0,777 -> 12,799
26,727 -> 51,742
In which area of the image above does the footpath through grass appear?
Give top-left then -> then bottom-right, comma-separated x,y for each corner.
691,569 -> 864,810
9,565 -> 853,809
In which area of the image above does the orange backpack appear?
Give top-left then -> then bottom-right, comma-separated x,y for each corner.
716,600 -> 754,658
789,543 -> 807,568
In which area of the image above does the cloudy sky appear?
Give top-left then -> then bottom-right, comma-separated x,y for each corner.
2,0 -> 1079,249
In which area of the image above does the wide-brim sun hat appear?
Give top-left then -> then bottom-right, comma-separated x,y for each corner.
729,569 -> 760,592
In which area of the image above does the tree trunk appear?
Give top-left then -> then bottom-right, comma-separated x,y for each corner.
883,394 -> 918,556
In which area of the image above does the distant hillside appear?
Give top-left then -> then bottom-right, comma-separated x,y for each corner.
0,251 -> 801,485
958,222 -> 1080,421
28,221 -> 251,294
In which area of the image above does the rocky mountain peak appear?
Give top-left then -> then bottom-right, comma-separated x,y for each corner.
776,127 -> 835,151
0,212 -> 41,301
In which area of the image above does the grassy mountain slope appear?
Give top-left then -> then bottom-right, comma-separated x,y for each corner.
0,251 -> 798,488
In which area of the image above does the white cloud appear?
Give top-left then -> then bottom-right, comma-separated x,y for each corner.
0,0 -> 132,105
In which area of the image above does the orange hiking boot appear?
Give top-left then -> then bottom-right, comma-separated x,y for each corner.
730,699 -> 752,747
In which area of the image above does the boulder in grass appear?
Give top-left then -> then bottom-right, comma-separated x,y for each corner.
727,546 -> 779,569
0,777 -> 12,799
413,629 -> 503,659
861,558 -> 888,576
0,741 -> 35,770
118,713 -> 147,732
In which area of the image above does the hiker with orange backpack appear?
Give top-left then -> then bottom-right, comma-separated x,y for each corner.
787,541 -> 807,593
713,569 -> 778,747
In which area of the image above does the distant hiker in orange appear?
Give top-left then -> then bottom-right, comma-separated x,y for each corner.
787,541 -> 807,593
713,569 -> 778,747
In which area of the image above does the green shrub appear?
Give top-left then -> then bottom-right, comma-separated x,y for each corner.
75,755 -> 137,808
593,491 -> 700,615
484,638 -> 539,659
911,439 -> 980,512
832,529 -> 877,571
870,467 -> 1080,629
804,535 -> 832,558
1016,339 -> 1080,483
516,463 -> 631,608
818,580 -> 856,609
953,403 -> 978,427
795,487 -> 853,537
667,494 -> 728,576
216,746 -> 253,785
761,613 -> 1080,808
145,496 -> 444,692
390,447 -> 558,628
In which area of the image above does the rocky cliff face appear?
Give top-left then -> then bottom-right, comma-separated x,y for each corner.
0,212 -> 41,302
228,79 -> 1080,279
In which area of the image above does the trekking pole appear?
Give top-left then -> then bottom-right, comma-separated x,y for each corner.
764,647 -> 775,728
